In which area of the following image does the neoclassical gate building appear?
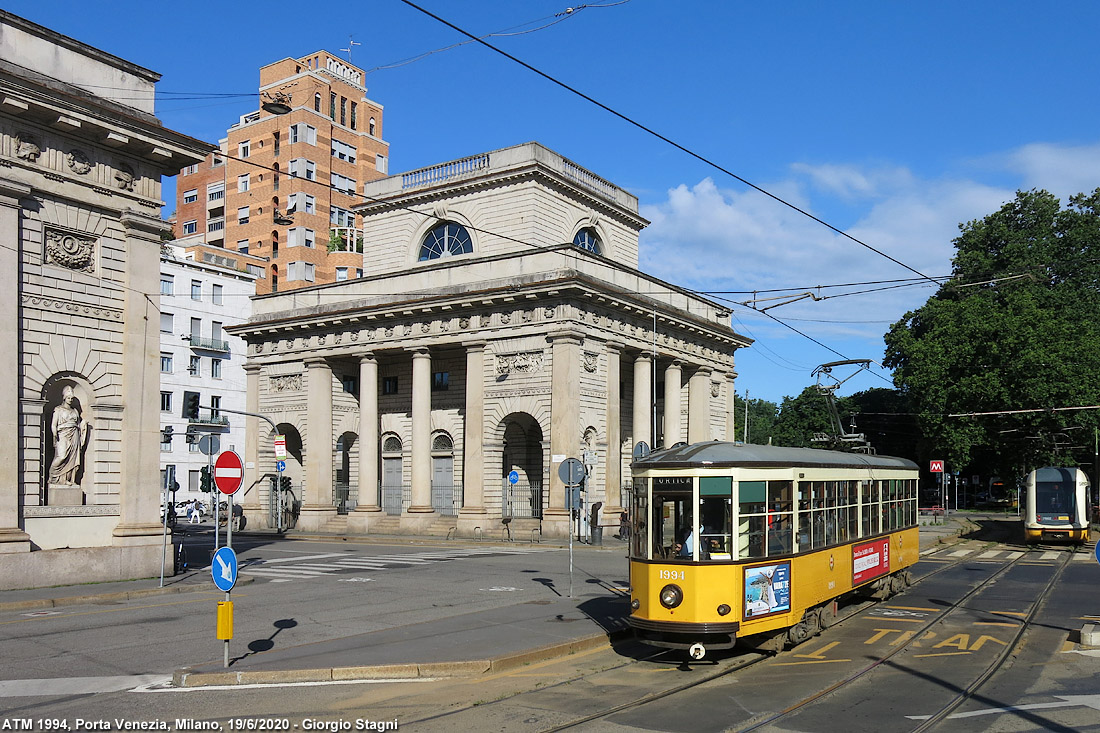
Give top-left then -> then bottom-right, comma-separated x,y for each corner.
232,143 -> 751,539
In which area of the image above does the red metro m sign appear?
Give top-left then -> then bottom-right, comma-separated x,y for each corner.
930,460 -> 944,473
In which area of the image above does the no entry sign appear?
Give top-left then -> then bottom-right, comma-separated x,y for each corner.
214,450 -> 244,495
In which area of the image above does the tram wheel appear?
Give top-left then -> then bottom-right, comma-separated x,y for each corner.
817,601 -> 838,629
787,613 -> 821,646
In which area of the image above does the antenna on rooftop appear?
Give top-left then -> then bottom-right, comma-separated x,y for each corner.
341,37 -> 361,62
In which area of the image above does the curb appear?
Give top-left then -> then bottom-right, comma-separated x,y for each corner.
0,576 -> 254,613
173,629 -> 631,688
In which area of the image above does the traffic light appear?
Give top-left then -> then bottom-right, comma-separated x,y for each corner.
200,465 -> 212,493
183,391 -> 201,420
161,425 -> 174,442
280,475 -> 291,492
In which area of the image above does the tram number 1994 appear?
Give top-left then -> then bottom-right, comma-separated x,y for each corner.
659,570 -> 685,580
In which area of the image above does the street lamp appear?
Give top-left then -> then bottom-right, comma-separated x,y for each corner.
261,91 -> 292,116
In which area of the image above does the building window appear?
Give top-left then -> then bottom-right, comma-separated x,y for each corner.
329,92 -> 336,120
237,206 -> 250,224
288,192 -> 315,215
238,174 -> 250,192
290,123 -> 317,145
419,221 -> 472,261
191,280 -> 202,300
573,227 -> 602,255
183,189 -> 198,204
189,355 -> 201,375
160,275 -> 174,296
211,154 -> 224,168
160,391 -> 172,412
332,139 -> 356,163
211,358 -> 222,379
161,431 -> 172,452
182,164 -> 198,176
335,267 -> 348,281
289,158 -> 316,180
188,436 -> 200,453
432,371 -> 449,391
341,374 -> 357,394
356,268 -> 363,278
330,206 -> 355,227
287,261 -> 315,282
340,97 -> 347,126
350,102 -> 357,129
369,117 -> 376,136
237,239 -> 249,254
288,227 -> 315,248
239,140 -> 250,158
211,321 -> 223,343
160,312 -> 173,333
210,395 -> 222,417
212,284 -> 223,305
182,220 -> 197,235
382,376 -> 398,395
160,354 -> 173,373
330,173 -> 356,194
375,154 -> 387,174
314,92 -> 321,112
207,182 -> 225,201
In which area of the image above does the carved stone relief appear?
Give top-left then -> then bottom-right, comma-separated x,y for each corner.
544,307 -> 555,318
14,133 -> 41,162
459,317 -> 471,330
44,228 -> 95,274
269,374 -> 303,392
66,149 -> 91,175
711,382 -> 721,398
582,352 -> 599,373
496,351 -> 544,375
114,163 -> 136,191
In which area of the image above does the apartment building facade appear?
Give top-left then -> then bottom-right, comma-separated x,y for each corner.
174,52 -> 389,294
159,242 -> 256,508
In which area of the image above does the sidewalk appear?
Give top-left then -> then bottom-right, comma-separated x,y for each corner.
2,517 -> 973,687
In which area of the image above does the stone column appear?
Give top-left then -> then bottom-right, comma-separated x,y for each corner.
114,211 -> 170,555
457,341 -> 487,537
602,342 -> 623,515
404,348 -> 435,529
688,366 -> 714,444
545,330 -> 584,538
725,371 -> 738,442
663,360 -> 683,448
632,352 -> 653,450
241,364 -> 264,528
299,357 -> 336,531
0,179 -> 30,552
348,352 -> 381,534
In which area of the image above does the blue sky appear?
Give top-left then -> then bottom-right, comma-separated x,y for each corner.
11,1 -> 1100,404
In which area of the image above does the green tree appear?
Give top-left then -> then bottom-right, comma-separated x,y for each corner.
884,189 -> 1100,479
769,387 -> 837,447
731,393 -> 779,444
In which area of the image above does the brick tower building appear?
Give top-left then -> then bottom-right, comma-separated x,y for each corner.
174,52 -> 388,293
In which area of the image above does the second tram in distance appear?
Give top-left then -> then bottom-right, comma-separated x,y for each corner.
1023,466 -> 1092,543
627,441 -> 920,658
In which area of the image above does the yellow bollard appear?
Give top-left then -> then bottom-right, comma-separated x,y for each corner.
216,600 -> 234,640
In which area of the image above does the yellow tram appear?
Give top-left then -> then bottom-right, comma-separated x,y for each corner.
627,442 -> 920,658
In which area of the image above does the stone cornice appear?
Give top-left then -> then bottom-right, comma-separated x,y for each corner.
22,293 -> 123,321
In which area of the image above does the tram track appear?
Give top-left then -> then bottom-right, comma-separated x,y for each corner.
534,541 -> 1077,732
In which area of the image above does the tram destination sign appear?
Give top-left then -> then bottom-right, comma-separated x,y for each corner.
653,476 -> 692,490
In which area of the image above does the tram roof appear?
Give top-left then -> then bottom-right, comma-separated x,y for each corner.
632,441 -> 918,471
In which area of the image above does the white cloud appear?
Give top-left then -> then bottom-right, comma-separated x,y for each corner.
994,142 -> 1100,201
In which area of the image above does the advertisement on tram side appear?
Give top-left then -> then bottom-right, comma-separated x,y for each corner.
743,562 -> 791,620
852,537 -> 890,584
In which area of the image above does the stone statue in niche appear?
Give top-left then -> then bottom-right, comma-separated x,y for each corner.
14,133 -> 41,162
49,385 -> 89,487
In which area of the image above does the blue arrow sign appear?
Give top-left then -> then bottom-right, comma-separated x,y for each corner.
276,460 -> 286,472
508,470 -> 519,485
211,546 -> 238,592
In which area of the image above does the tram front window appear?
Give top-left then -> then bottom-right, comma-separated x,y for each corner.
1037,482 -> 1075,515
651,478 -> 693,561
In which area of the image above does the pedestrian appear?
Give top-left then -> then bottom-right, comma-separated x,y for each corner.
188,499 -> 200,524
619,511 -> 630,541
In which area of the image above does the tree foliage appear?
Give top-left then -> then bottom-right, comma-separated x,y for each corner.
883,189 -> 1100,478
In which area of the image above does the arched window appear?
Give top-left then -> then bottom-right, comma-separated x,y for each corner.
419,221 -> 472,261
573,227 -> 602,255
432,433 -> 454,452
369,117 -> 376,136
382,435 -> 402,453
314,93 -> 321,112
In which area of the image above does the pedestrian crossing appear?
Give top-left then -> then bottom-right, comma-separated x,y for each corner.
240,547 -> 560,583
920,546 -> 1095,563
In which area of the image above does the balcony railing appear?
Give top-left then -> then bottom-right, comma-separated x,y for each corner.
328,227 -> 363,253
188,415 -> 229,427
188,335 -> 230,352
401,153 -> 489,190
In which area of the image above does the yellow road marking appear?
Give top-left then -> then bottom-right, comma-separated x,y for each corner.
794,641 -> 841,659
884,606 -> 940,612
914,651 -> 970,658
773,658 -> 852,666
1,593 -> 232,624
994,611 -> 1028,618
869,617 -> 925,623
1062,640 -> 1075,653
975,622 -> 1018,627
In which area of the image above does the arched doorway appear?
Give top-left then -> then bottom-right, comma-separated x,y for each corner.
499,413 -> 544,518
381,433 -> 405,515
431,431 -> 456,515
273,423 -> 304,526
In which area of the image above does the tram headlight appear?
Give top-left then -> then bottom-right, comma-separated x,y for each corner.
717,604 -> 731,616
659,584 -> 683,609
630,599 -> 640,611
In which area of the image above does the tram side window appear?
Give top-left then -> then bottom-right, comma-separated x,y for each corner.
861,480 -> 880,537
630,480 -> 648,559
651,480 -> 693,561
767,480 -> 793,556
700,477 -> 733,561
738,480 -> 766,559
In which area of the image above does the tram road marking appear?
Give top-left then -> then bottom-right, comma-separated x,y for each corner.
256,552 -> 351,563
792,641 -> 843,659
906,693 -> 1100,720
977,550 -> 1002,559
1040,551 -> 1061,560
773,658 -> 853,666
0,675 -> 171,697
883,606 -> 940,612
948,550 -> 973,557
